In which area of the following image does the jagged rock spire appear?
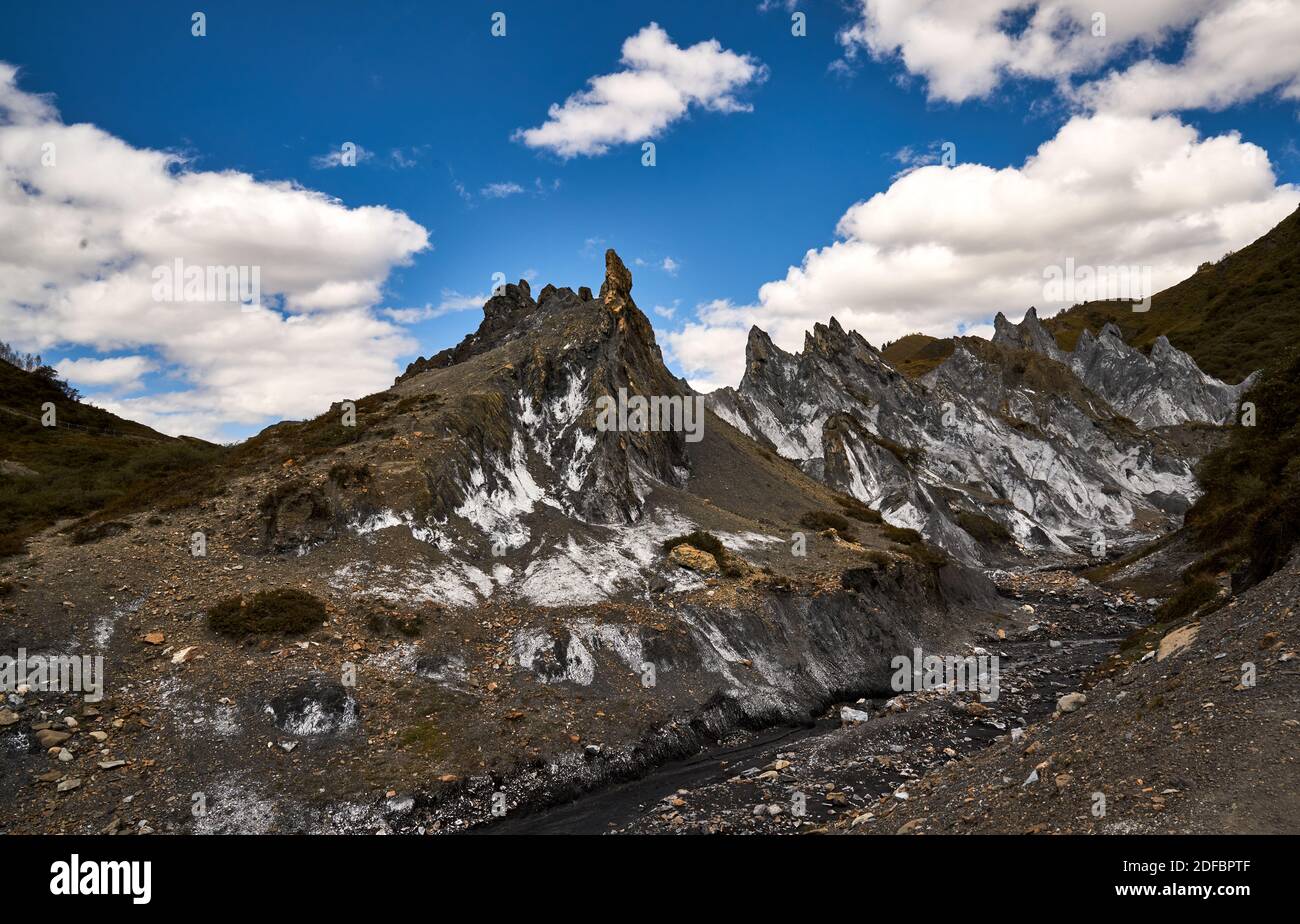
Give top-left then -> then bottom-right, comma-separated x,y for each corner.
600,249 -> 633,306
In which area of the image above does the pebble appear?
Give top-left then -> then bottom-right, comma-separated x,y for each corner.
1057,692 -> 1087,713
35,729 -> 71,749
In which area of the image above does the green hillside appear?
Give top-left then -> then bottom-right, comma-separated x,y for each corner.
1044,205 -> 1300,383
0,355 -> 222,557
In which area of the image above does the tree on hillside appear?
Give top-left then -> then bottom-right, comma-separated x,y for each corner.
0,341 -> 82,400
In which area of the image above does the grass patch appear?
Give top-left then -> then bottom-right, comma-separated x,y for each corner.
367,609 -> 425,637
955,510 -> 1012,545
881,333 -> 956,378
1157,575 -> 1223,624
834,495 -> 885,524
662,530 -> 725,559
661,530 -> 750,578
1183,350 -> 1300,590
207,588 -> 327,638
328,461 -> 372,488
799,510 -> 857,542
398,721 -> 448,757
0,357 -> 224,557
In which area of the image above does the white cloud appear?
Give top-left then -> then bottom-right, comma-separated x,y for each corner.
666,112 -> 1297,391
837,0 -> 1215,103
653,299 -> 680,319
514,23 -> 766,158
55,355 -> 156,391
382,290 -> 488,324
0,64 -> 430,440
481,181 -> 525,199
1075,0 -> 1300,114
661,256 -> 681,275
311,143 -> 374,168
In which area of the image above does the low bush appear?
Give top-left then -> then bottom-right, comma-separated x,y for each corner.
207,588 -> 327,637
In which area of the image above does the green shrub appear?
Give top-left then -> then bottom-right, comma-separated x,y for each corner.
661,530 -> 753,577
799,510 -> 857,541
207,588 -> 327,637
955,510 -> 1012,545
1185,351 -> 1300,590
834,495 -> 884,524
328,462 -> 372,487
1157,576 -> 1222,623
662,530 -> 725,559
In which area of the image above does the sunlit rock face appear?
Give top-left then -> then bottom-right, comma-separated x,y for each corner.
993,308 -> 1257,429
710,312 -> 1220,565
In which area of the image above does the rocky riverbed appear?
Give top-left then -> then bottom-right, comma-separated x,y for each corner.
474,569 -> 1155,834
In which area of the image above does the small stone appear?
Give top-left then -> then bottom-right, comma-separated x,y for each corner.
35,729 -> 71,749
896,818 -> 924,835
142,632 -> 165,645
97,760 -> 126,770
57,778 -> 81,793
1057,692 -> 1087,713
88,730 -> 108,742
668,544 -> 719,575
0,708 -> 18,726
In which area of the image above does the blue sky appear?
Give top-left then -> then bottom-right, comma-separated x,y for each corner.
2,1 -> 1297,440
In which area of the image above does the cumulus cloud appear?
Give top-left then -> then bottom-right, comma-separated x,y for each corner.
514,23 -> 766,158
55,355 -> 156,391
665,112 -> 1298,391
837,0 -> 1216,102
0,64 -> 429,440
1075,0 -> 1300,114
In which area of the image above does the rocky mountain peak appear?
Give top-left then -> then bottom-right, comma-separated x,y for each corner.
709,311 -> 1211,565
599,248 -> 633,307
1008,313 -> 1256,428
993,307 -> 1066,361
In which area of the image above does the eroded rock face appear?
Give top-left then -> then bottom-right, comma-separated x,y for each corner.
709,316 -> 1203,564
993,309 -> 1257,428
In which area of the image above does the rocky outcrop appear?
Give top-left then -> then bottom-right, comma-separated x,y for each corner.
992,307 -> 1066,363
710,316 -> 1202,564
993,309 -> 1256,428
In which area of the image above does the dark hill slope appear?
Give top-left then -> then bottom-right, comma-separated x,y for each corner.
0,358 -> 219,556
1043,204 -> 1300,382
